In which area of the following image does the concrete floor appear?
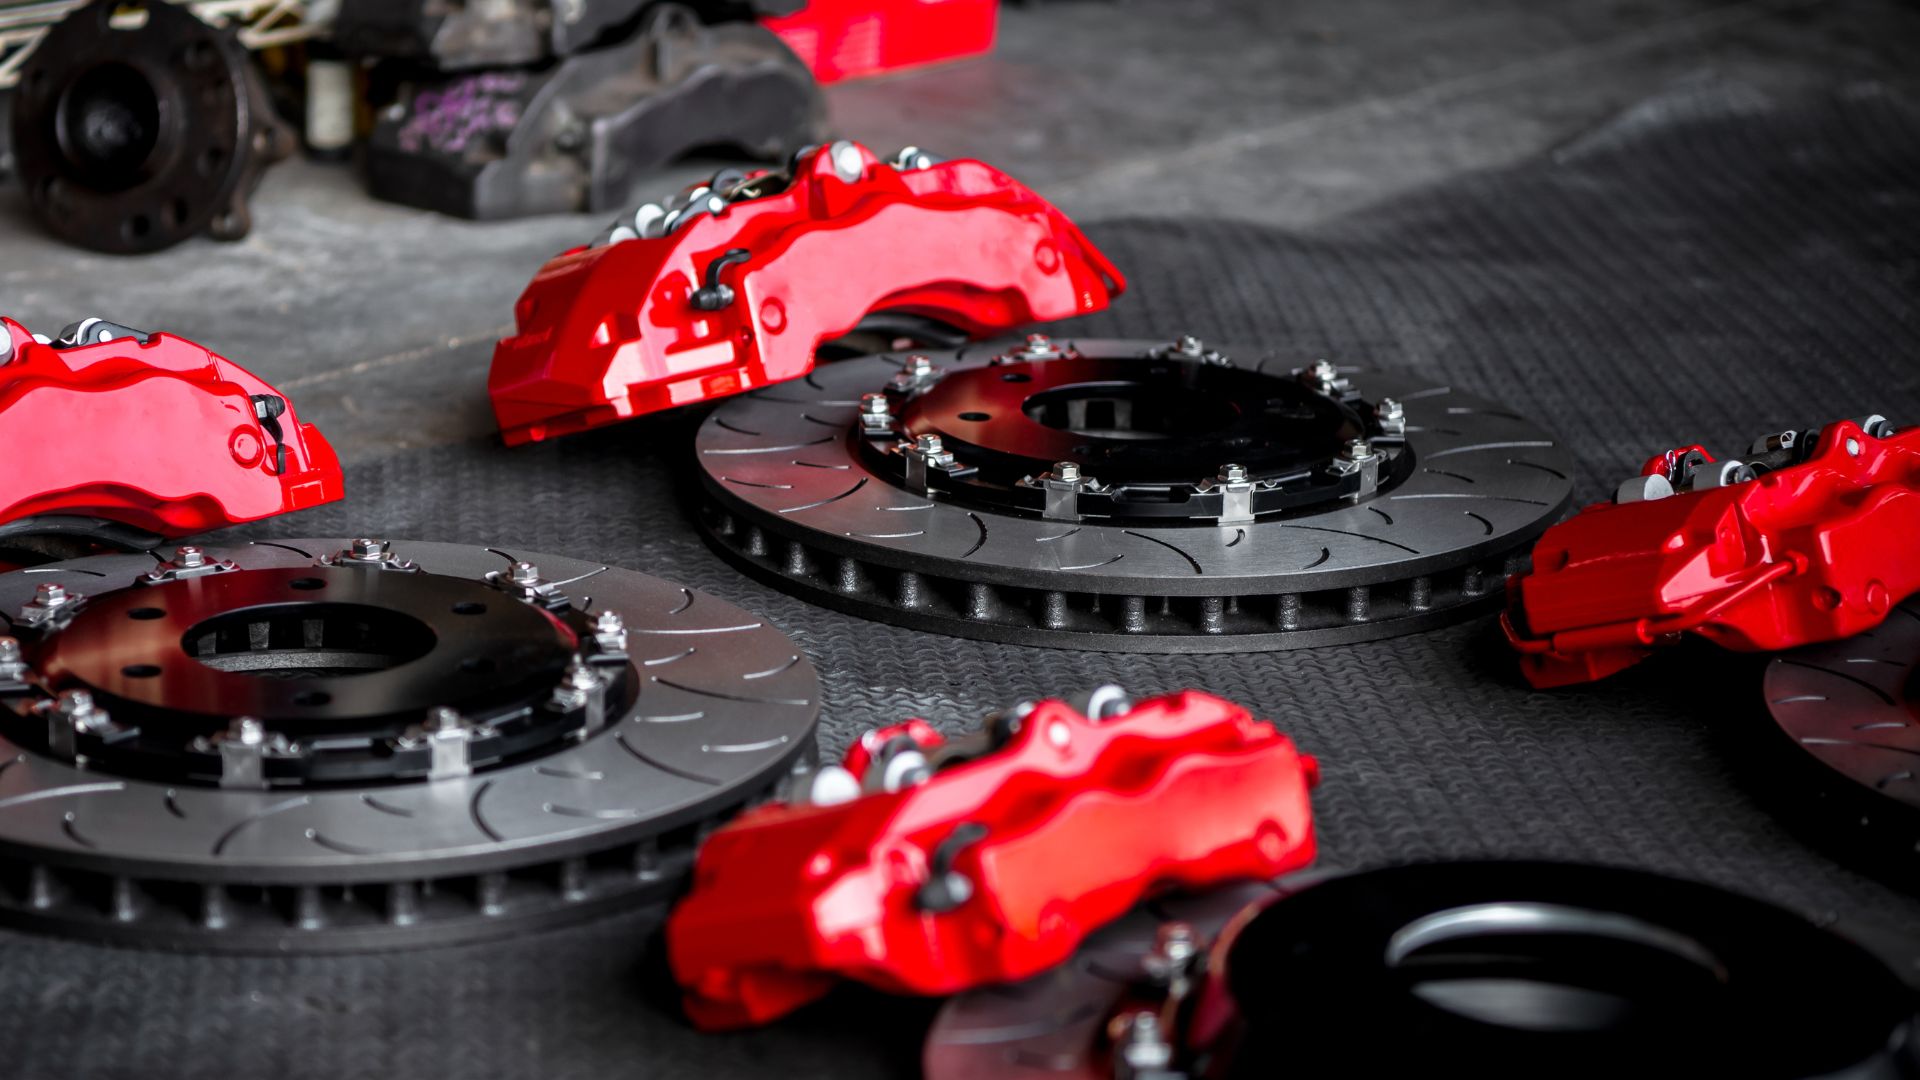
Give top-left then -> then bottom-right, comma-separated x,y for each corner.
1,0 -> 1916,461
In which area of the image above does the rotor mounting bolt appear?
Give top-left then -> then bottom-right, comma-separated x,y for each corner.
35,583 -> 68,606
1024,333 -> 1054,355
174,546 -> 207,568
0,637 -> 20,663
1055,461 -> 1082,483
1113,1011 -> 1174,1075
510,562 -> 541,585
1342,438 -> 1372,460
1155,921 -> 1197,967
350,538 -> 384,559
594,610 -> 625,634
903,354 -> 933,377
564,659 -> 602,691
1304,359 -> 1339,386
1219,463 -> 1249,483
231,716 -> 266,746
915,434 -> 945,455
427,707 -> 464,733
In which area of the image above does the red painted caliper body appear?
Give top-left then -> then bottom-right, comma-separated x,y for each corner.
489,141 -> 1125,445
0,317 -> 342,542
1503,417 -> 1920,687
666,689 -> 1319,1030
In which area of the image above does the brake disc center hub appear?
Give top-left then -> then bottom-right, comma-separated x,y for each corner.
870,352 -> 1403,523
19,566 -> 607,786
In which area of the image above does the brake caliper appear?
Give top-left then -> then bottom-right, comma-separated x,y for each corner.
488,140 -> 1125,445
0,316 -> 343,553
665,687 -> 1318,1030
1503,416 -> 1918,687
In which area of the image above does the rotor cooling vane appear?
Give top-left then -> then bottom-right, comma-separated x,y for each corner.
925,862 -> 1920,1080
1764,599 -> 1920,868
695,336 -> 1576,650
0,538 -> 818,951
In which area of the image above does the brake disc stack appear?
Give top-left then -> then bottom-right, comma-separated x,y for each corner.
695,335 -> 1576,650
925,862 -> 1920,1079
0,538 -> 817,951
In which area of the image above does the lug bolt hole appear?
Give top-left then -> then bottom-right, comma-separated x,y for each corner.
451,602 -> 486,615
128,607 -> 165,620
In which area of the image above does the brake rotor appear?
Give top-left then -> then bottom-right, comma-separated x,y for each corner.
1763,600 -> 1920,865
9,0 -> 293,254
0,538 -> 818,952
695,335 -> 1576,650
926,863 -> 1919,1079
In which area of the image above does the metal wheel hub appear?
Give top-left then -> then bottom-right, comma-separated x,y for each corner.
0,538 -> 818,951
696,335 -> 1576,651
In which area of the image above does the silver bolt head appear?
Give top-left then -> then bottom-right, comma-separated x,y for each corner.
1376,397 -> 1404,420
1055,461 -> 1081,482
903,354 -> 934,375
1025,333 -> 1053,352
1177,334 -> 1202,353
350,538 -> 383,558
915,434 -> 945,454
510,561 -> 540,584
1614,473 -> 1675,504
1219,463 -> 1249,483
564,660 -> 601,690
0,637 -> 19,661
594,610 -> 625,633
35,582 -> 67,604
58,688 -> 93,713
829,140 -> 865,182
860,392 -> 889,414
175,545 -> 206,567
230,716 -> 266,745
1342,438 -> 1372,460
427,707 -> 463,732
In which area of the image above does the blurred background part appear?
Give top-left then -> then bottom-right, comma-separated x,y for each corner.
0,0 -> 1002,246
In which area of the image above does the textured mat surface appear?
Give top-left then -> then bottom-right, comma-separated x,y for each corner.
4,78 -> 1919,1079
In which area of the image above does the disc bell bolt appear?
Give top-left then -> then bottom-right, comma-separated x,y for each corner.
1112,1011 -> 1174,1077
175,546 -> 207,569
1375,397 -> 1406,437
0,636 -> 24,681
426,707 -> 463,733
36,583 -> 68,606
1342,438 -> 1373,461
903,355 -> 934,378
859,392 -> 893,433
1219,463 -> 1248,483
231,716 -> 266,746
511,562 -> 541,585
592,609 -> 628,653
915,434 -> 945,455
350,538 -> 384,559
1055,461 -> 1081,483
1302,359 -> 1339,388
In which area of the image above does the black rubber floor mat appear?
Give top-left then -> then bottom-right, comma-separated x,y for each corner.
3,78 -> 1916,1080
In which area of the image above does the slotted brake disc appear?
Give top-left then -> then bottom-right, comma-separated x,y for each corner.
1763,599 -> 1920,865
695,336 -> 1576,650
0,539 -> 817,951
